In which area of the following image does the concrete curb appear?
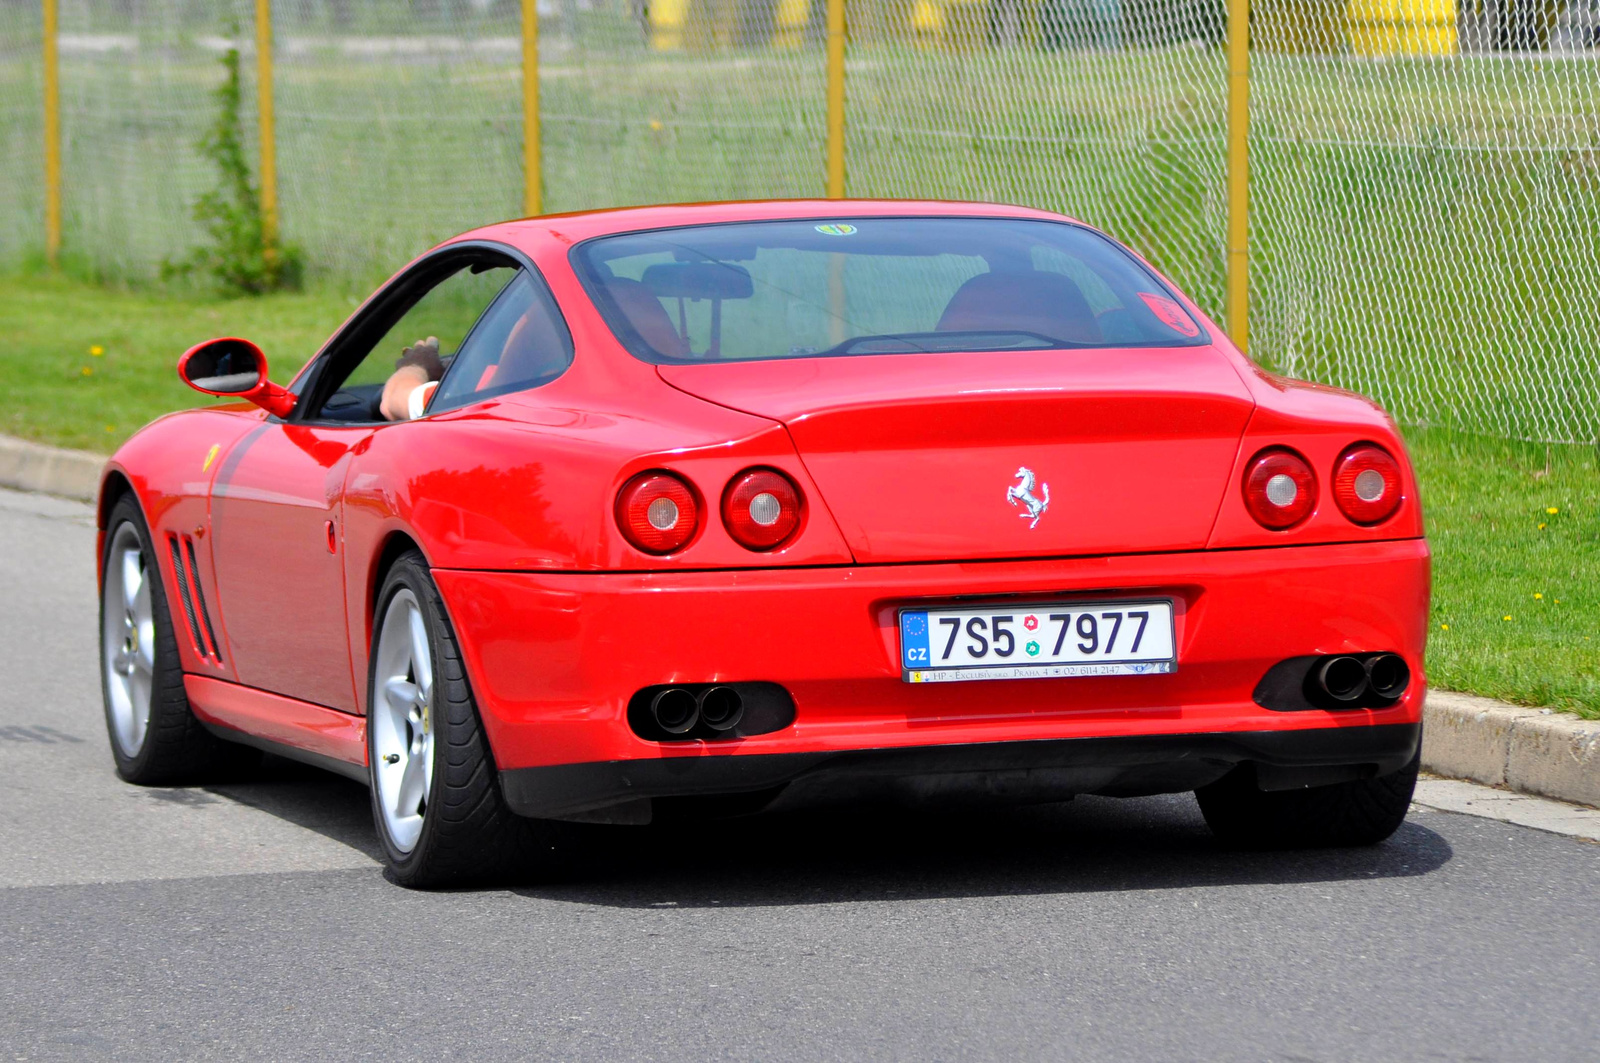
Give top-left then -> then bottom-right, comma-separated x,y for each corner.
1422,690 -> 1600,809
0,434 -> 103,502
2,434 -> 1597,808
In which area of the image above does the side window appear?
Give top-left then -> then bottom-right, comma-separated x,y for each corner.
314,261 -> 516,422
429,269 -> 573,413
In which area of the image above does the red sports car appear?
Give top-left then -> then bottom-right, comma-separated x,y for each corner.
98,201 -> 1427,886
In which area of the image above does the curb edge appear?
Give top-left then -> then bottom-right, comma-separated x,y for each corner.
0,433 -> 104,502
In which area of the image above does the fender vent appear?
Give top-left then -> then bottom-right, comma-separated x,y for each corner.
183,537 -> 223,665
168,534 -> 223,664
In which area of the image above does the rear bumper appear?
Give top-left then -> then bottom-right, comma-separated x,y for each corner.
434,538 -> 1430,789
500,722 -> 1422,819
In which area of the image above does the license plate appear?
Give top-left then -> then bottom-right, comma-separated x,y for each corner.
899,600 -> 1176,683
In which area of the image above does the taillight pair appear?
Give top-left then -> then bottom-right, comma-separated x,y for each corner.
616,468 -> 802,555
1243,444 -> 1402,530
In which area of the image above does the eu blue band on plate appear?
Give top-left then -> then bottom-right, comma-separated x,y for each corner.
900,611 -> 930,669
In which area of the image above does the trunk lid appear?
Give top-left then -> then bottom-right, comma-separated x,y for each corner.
660,348 -> 1255,563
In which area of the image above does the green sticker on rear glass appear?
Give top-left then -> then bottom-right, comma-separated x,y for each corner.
815,223 -> 857,236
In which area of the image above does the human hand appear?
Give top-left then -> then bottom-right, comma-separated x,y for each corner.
395,336 -> 443,380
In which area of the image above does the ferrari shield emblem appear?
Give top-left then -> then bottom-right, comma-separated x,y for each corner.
1007,467 -> 1050,529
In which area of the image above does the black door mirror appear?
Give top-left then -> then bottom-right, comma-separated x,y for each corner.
178,337 -> 296,417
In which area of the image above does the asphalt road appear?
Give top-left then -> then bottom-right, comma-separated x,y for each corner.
2,487 -> 1597,1062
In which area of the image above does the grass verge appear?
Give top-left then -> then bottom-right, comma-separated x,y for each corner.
2,275 -> 1595,717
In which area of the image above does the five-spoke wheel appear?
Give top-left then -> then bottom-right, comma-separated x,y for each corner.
366,551 -> 564,887
98,494 -> 250,784
101,522 -> 155,759
371,588 -> 435,853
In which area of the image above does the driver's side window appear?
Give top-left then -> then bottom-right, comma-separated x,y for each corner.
317,262 -> 518,422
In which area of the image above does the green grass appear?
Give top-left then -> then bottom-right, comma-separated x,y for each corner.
0,275 -> 358,450
2,275 -> 1594,718
1409,428 -> 1600,719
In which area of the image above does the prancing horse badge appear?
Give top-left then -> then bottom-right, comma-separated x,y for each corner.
1007,467 -> 1050,529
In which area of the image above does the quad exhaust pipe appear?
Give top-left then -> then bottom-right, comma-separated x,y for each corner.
1312,653 -> 1410,705
697,686 -> 744,733
648,685 -> 745,736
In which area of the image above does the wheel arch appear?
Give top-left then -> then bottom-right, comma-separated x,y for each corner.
367,530 -> 428,639
97,468 -> 135,531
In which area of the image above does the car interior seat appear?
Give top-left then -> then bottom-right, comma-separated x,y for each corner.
936,270 -> 1103,345
605,277 -> 690,358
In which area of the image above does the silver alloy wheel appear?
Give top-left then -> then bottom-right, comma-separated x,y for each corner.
102,522 -> 155,757
372,588 -> 435,853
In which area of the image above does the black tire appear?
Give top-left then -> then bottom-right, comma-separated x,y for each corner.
1195,745 -> 1420,849
367,551 -> 566,888
99,494 -> 255,784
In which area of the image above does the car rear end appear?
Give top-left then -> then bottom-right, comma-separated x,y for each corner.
442,207 -> 1427,827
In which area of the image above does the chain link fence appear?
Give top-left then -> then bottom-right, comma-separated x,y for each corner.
1,0 -> 1597,442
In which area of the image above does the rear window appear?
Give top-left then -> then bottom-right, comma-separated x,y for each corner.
571,217 -> 1207,364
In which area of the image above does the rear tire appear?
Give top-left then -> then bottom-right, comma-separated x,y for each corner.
99,494 -> 255,784
367,551 -> 566,888
1195,746 -> 1420,849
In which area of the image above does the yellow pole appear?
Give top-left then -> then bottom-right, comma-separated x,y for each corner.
42,0 -> 60,269
521,0 -> 541,216
1225,0 -> 1249,354
255,0 -> 278,254
825,0 -> 845,199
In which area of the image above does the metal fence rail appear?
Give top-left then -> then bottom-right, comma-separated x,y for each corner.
3,0 -> 1597,443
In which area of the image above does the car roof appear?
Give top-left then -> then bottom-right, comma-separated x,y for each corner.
447,199 -> 1089,251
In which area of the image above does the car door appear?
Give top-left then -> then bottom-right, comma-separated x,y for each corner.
209,248 -> 523,713
209,423 -> 371,711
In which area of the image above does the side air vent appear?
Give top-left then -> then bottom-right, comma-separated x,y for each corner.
168,534 -> 223,664
183,537 -> 223,664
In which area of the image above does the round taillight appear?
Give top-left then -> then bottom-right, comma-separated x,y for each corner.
1332,443 -> 1403,525
616,472 -> 698,554
722,468 -> 802,550
1242,448 -> 1317,530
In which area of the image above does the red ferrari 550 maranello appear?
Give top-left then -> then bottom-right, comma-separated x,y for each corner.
97,200 -> 1428,886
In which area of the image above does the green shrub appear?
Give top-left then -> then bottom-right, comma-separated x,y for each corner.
165,31 -> 303,294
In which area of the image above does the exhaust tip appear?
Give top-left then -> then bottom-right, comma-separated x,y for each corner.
1316,656 -> 1369,702
1367,653 -> 1410,700
650,687 -> 700,735
698,686 -> 744,732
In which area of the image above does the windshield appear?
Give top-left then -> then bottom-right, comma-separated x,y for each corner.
571,217 -> 1207,364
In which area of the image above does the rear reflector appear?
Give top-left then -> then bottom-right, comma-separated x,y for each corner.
616,472 -> 698,554
1332,444 -> 1403,525
1242,448 -> 1317,530
722,468 -> 802,550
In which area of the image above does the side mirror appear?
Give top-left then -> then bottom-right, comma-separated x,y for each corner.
178,337 -> 297,418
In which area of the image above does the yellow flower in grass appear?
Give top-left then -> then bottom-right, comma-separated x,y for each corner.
1538,523 -> 1547,530
1534,593 -> 1544,600
1440,623 -> 1449,631
79,366 -> 92,376
89,345 -> 104,357
1503,615 -> 1513,621
1547,507 -> 1560,515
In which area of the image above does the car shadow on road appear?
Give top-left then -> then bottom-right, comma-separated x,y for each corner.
517,793 -> 1454,908
204,754 -> 385,861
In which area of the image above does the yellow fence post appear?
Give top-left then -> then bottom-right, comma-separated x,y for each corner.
255,0 -> 278,254
1225,0 -> 1250,354
825,0 -> 845,199
42,0 -> 60,269
521,0 -> 542,216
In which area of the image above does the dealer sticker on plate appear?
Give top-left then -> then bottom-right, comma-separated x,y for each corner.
899,600 -> 1176,683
